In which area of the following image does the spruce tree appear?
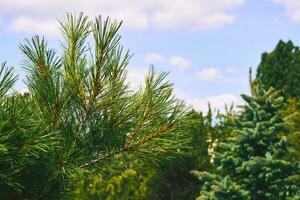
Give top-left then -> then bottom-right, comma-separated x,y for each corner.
196,83 -> 300,199
0,13 -> 189,199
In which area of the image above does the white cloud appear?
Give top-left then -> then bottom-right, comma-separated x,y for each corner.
189,93 -> 240,114
8,17 -> 59,36
151,0 -> 245,30
226,67 -> 238,74
0,0 -> 245,36
145,53 -> 166,63
169,56 -> 191,71
126,67 -> 148,90
196,67 -> 223,80
174,88 -> 241,114
145,53 -> 192,71
272,0 -> 300,22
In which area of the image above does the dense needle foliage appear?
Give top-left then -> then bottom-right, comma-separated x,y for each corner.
0,13 -> 190,199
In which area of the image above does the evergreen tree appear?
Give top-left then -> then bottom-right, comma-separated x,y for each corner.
193,172 -> 250,200
256,40 -> 300,98
196,83 -> 300,199
0,13 -> 189,199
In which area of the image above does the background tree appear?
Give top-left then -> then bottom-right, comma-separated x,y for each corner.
256,40 -> 300,98
141,110 -> 213,200
281,98 -> 300,161
73,167 -> 148,200
0,13 -> 190,199
196,83 -> 300,199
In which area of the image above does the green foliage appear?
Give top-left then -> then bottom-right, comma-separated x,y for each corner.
0,92 -> 59,198
256,40 -> 300,98
143,155 -> 200,200
75,109 -> 213,200
142,109 -> 214,200
0,13 -> 189,199
196,83 -> 300,199
282,98 -> 300,161
74,167 -> 148,200
193,172 -> 249,200
0,62 -> 17,98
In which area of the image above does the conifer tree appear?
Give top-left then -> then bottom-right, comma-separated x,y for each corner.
0,13 -> 189,199
196,83 -> 300,199
256,40 -> 300,98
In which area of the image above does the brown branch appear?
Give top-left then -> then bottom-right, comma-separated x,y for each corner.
80,121 -> 175,168
115,95 -> 147,128
127,121 -> 175,147
79,147 -> 128,168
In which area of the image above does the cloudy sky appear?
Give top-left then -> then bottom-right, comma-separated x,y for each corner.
0,0 -> 300,113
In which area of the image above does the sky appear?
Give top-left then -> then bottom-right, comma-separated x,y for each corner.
0,0 -> 300,113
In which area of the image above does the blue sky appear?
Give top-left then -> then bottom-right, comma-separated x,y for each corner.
0,0 -> 300,113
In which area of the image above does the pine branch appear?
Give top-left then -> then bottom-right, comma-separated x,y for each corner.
79,121 -> 175,168
1,13 -> 189,198
0,62 -> 17,98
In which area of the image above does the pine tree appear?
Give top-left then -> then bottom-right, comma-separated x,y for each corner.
0,13 -> 189,199
196,83 -> 300,199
